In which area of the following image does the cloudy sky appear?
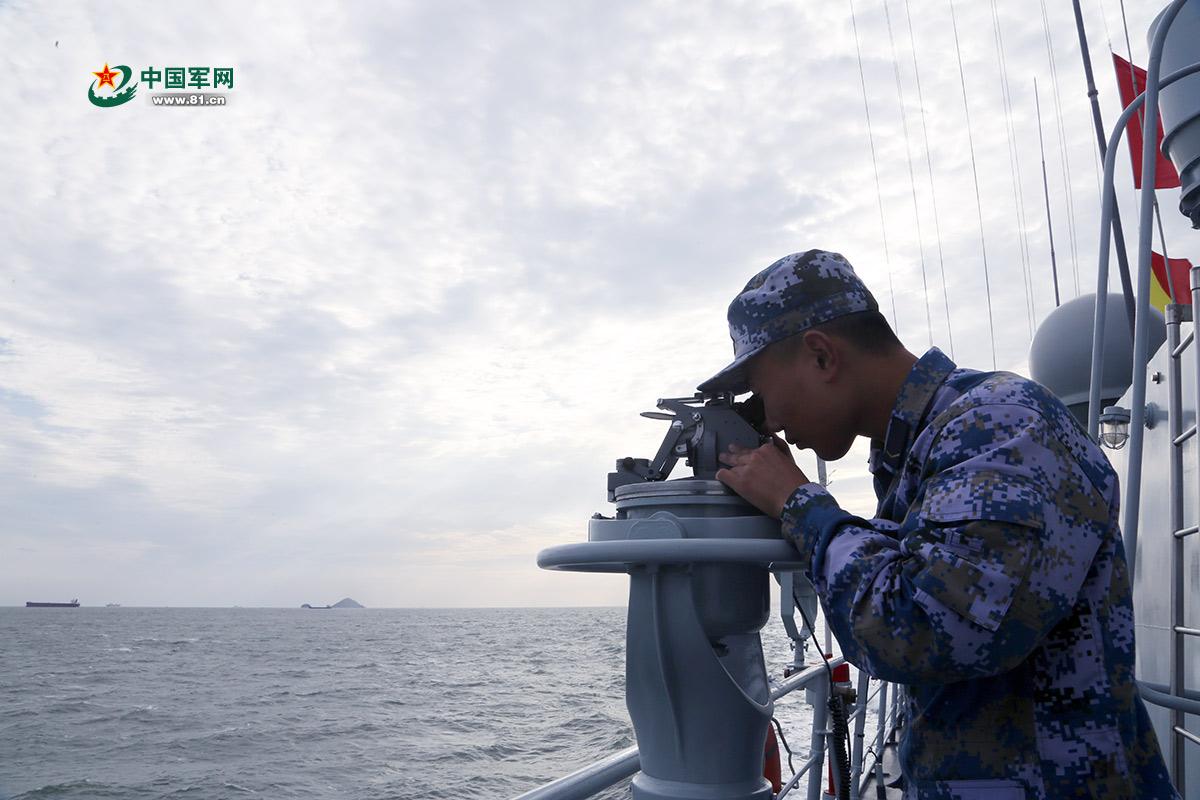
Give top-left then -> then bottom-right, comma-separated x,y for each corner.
2,0 -> 1194,607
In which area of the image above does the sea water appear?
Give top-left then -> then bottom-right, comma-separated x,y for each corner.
0,606 -> 856,799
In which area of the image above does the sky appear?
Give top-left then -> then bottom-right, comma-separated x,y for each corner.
1,0 -> 1195,608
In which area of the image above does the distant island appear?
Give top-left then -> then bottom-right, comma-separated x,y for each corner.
301,597 -> 364,609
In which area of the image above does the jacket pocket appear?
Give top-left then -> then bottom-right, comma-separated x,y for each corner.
920,470 -> 1044,529
909,526 -> 1036,633
912,470 -> 1044,632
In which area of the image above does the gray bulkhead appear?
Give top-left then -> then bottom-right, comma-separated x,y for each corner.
1106,330 -> 1200,791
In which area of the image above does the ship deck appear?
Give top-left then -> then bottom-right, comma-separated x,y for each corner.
858,732 -> 905,799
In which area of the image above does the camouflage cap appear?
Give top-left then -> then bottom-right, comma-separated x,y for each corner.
698,249 -> 878,394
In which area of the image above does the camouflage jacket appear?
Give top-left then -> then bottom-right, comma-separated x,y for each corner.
780,348 -> 1178,799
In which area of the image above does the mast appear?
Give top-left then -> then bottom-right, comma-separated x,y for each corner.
1036,78 -> 1063,308
1070,0 -> 1137,334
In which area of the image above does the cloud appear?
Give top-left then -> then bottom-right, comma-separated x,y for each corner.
0,0 -> 1190,607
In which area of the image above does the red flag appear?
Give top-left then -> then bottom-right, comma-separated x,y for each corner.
1112,52 -> 1181,189
1151,251 -> 1194,305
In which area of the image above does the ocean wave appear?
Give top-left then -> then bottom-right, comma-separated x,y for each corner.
0,606 -> 654,800
132,637 -> 200,646
11,779 -> 132,798
40,699 -> 97,714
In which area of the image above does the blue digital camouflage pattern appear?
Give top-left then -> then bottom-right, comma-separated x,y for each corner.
780,348 -> 1179,799
698,250 -> 877,395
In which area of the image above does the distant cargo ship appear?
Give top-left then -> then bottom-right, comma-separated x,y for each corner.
26,599 -> 79,608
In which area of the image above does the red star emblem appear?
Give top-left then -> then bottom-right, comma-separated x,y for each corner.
92,63 -> 117,90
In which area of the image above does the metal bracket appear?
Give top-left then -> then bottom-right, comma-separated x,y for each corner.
1165,303 -> 1193,324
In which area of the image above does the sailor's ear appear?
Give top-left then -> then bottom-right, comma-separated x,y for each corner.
801,330 -> 838,379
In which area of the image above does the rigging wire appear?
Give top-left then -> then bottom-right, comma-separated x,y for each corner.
987,0 -> 1036,340
1098,0 -> 1116,49
883,0 -> 934,349
848,0 -> 900,335
1098,0 -> 1123,289
1080,0 -> 1106,205
947,0 -> 998,369
990,0 -> 1036,335
770,717 -> 796,775
1035,78 -> 1063,308
1039,0 -> 1083,297
900,0 -> 955,358
792,582 -> 852,799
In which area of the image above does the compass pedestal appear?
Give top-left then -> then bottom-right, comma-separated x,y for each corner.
543,480 -> 802,800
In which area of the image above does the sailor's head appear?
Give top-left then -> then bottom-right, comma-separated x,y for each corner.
699,249 -> 902,460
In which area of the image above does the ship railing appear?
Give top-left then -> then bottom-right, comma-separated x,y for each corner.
512,603 -> 903,800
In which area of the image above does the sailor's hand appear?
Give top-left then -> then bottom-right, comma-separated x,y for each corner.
716,435 -> 809,519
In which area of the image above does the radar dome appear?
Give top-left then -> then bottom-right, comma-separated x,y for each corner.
1029,293 -> 1165,426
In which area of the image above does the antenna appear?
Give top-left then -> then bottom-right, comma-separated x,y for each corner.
1035,78 -> 1063,308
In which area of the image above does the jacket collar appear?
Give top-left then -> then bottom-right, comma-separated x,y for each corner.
869,347 -> 957,477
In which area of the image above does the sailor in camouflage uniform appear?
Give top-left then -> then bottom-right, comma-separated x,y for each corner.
707,250 -> 1179,799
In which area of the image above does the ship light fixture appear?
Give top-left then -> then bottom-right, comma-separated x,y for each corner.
1099,405 -> 1132,449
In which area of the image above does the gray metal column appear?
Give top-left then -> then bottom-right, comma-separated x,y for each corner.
1123,0 -> 1188,590
849,670 -> 870,800
1166,301 -> 1189,790
1184,263 -> 1200,792
625,560 -> 773,800
555,479 -> 797,800
876,682 -> 890,789
804,677 -> 830,800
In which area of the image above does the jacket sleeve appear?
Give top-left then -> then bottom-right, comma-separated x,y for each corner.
780,403 -> 1111,684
